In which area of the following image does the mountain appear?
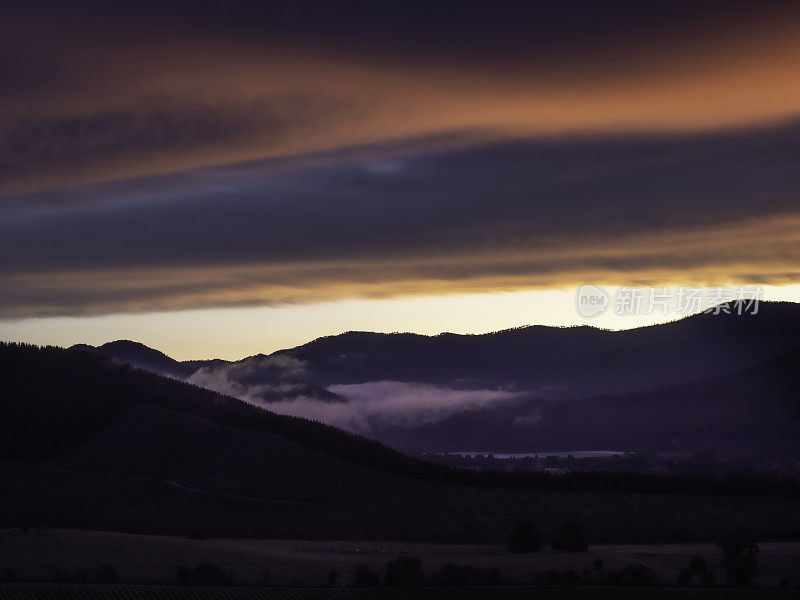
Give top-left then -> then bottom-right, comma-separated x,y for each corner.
67,302 -> 800,458
2,342 -> 414,471
0,341 -> 474,540
2,341 -> 800,544
375,346 -> 800,458
271,301 -> 800,395
165,302 -> 800,409
74,341 -> 343,403
72,340 -> 195,379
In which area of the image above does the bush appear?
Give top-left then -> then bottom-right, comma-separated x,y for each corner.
54,569 -> 72,584
720,528 -> 758,567
677,568 -> 692,586
602,563 -> 657,586
561,569 -> 581,583
700,571 -> 716,586
689,555 -> 707,574
195,562 -> 231,586
719,528 -> 758,588
621,563 -> 657,586
593,558 -> 604,570
92,565 -> 119,584
385,555 -> 422,587
3,568 -> 15,583
352,564 -> 379,587
543,569 -> 560,584
508,520 -> 540,553
176,562 -> 232,586
430,564 -> 500,586
326,571 -> 338,586
551,521 -> 588,552
177,566 -> 193,584
726,553 -> 757,588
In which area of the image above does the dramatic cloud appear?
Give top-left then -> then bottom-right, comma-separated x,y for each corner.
4,2 -> 800,192
3,124 -> 800,317
4,1 -> 800,320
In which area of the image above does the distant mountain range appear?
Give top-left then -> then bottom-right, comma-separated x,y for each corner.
72,302 -> 800,460
3,340 -> 800,544
377,346 -> 800,456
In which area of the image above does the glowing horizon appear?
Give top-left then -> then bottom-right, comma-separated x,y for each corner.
5,2 -> 800,356
2,285 -> 799,361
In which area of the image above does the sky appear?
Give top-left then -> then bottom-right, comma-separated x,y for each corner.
3,1 -> 800,359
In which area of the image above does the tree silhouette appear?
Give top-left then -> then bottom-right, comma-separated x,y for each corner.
551,521 -> 588,552
508,520 -> 540,553
385,555 -> 422,587
720,529 -> 758,588
352,564 -> 379,587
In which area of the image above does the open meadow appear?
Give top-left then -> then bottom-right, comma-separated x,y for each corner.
0,529 -> 797,590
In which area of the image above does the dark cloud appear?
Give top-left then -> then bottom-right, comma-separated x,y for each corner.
0,93 -> 368,192
4,1 -> 800,318
7,2 -> 797,61
4,1 -> 800,192
2,123 -> 800,317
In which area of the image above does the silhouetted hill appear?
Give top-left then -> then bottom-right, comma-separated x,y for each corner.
3,341 -> 800,543
143,302 -> 800,415
85,303 -> 800,400
0,342 -> 421,472
74,341 -> 343,403
185,354 -> 345,403
69,302 -> 800,459
271,302 -> 800,396
71,340 -> 194,379
377,346 -> 800,457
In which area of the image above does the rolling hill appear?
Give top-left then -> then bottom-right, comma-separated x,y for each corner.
3,341 -> 800,544
376,347 -> 800,456
74,302 -> 800,459
80,302 -> 800,399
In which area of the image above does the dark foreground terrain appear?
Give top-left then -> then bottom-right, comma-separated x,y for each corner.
2,343 -> 800,543
1,529 -> 799,594
1,585 -> 798,600
80,303 -> 800,465
1,342 -> 798,596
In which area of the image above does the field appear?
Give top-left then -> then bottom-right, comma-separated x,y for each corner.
0,529 -> 798,590
1,584 -> 800,600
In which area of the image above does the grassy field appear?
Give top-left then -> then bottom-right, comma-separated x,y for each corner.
1,584 -> 799,600
0,530 -> 797,589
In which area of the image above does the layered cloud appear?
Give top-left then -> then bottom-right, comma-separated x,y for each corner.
4,1 -> 800,319
3,124 -> 800,317
4,2 -> 800,192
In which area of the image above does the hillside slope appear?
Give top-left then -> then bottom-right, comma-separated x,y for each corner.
0,342 -> 431,474
273,302 -> 800,395
86,301 -> 800,405
3,341 -> 800,543
377,347 -> 800,456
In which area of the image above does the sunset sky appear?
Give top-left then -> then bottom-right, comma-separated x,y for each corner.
3,1 -> 800,359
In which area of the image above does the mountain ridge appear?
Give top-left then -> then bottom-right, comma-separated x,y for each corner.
65,301 -> 800,460
3,340 -> 800,544
376,344 -> 800,457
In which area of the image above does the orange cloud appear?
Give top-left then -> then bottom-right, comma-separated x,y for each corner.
3,209 -> 800,319
4,10 -> 800,194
